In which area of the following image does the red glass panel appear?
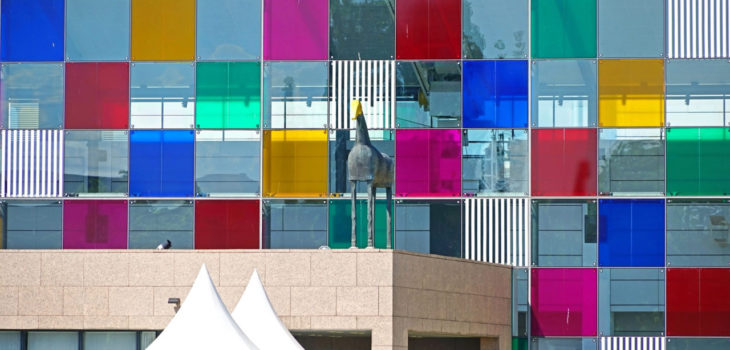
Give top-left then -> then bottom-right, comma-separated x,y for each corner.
396,0 -> 461,59
531,129 -> 597,196
195,200 -> 259,249
65,62 -> 129,129
667,268 -> 730,336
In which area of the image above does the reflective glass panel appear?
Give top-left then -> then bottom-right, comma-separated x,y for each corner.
463,61 -> 528,128
131,0 -> 195,61
531,268 -> 598,336
396,0 -> 461,59
667,268 -> 730,336
131,63 -> 195,129
666,128 -> 730,196
28,331 -> 77,350
2,201 -> 62,249
598,199 -> 665,267
598,59 -> 665,127
396,62 -> 461,128
330,0 -> 394,60
263,130 -> 328,197
0,63 -> 63,129
463,0 -> 527,59
512,269 -> 529,337
395,129 -> 461,197
129,130 -> 194,197
264,0 -> 328,60
667,200 -> 730,266
65,62 -> 129,129
329,129 -> 394,195
197,0 -> 260,60
83,332 -> 136,350
64,131 -> 128,196
0,332 -> 20,350
195,200 -> 259,249
196,62 -> 260,129
129,200 -> 193,249
531,0 -> 596,58
533,338 -> 597,350
598,129 -> 665,195
263,62 -> 328,129
328,199 -> 392,249
462,129 -> 528,195
531,129 -> 597,196
63,200 -> 127,249
66,0 -> 130,61
0,0 -> 64,61
666,60 -> 730,127
667,338 -> 730,350
598,269 -> 665,336
263,200 -> 327,249
531,60 -> 597,127
196,130 -> 260,196
532,200 -> 597,267
598,0 -> 663,58
395,200 -> 461,257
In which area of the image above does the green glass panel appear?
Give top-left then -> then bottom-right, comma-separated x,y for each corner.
667,128 -> 730,196
328,200 -> 393,249
512,337 -> 528,350
196,62 -> 260,129
531,0 -> 597,58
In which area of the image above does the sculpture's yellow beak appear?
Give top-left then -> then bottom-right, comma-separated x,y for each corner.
351,100 -> 363,120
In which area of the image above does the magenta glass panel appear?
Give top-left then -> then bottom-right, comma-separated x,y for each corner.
395,129 -> 461,197
63,200 -> 128,249
263,0 -> 328,60
531,268 -> 598,336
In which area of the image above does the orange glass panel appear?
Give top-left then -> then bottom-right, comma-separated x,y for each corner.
598,59 -> 664,127
131,0 -> 195,61
263,130 -> 328,197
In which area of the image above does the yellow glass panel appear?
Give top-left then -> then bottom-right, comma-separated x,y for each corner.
263,130 -> 328,197
598,59 -> 664,127
131,0 -> 195,61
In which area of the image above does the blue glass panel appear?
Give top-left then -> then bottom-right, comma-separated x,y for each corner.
598,199 -> 665,267
66,0 -> 130,61
130,130 -> 194,197
0,0 -> 64,61
463,60 -> 528,128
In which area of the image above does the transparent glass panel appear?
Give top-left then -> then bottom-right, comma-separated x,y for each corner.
140,332 -> 156,349
512,269 -> 529,337
532,200 -> 597,267
64,131 -> 129,196
129,200 -> 193,249
462,129 -> 528,195
263,62 -> 328,129
63,200 -> 127,249
263,200 -> 327,249
129,130 -> 195,197
263,130 -> 328,197
83,332 -> 136,350
197,0 -> 260,60
666,128 -> 730,196
0,63 -> 63,129
328,199 -> 392,249
667,200 -> 730,266
264,0 -> 328,60
0,331 -> 20,350
463,60 -> 529,128
598,59 -> 665,127
598,199 -> 665,267
196,130 -> 260,196
598,269 -> 665,336
395,129 -> 461,197
2,201 -> 62,249
598,129 -> 665,195
531,268 -> 598,337
598,0 -> 663,58
131,0 -> 195,61
0,0 -> 64,61
196,62 -> 260,129
395,61 -> 461,128
667,338 -> 730,350
329,129 -> 394,195
28,331 -> 77,350
131,63 -> 195,129
531,60 -> 597,127
330,0 -> 395,60
395,200 -> 461,257
533,338 -> 597,350
463,0 -> 527,59
666,60 -> 730,127
531,0 -> 596,58
66,0 -> 130,61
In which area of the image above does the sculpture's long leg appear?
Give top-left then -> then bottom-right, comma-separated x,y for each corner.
386,186 -> 392,249
367,181 -> 374,248
350,180 -> 358,249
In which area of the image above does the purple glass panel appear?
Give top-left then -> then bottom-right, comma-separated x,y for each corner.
63,200 -> 128,249
395,129 -> 461,197
264,0 -> 328,60
531,268 -> 598,336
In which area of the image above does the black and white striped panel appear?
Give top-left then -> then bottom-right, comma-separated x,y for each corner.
668,0 -> 730,58
464,198 -> 530,267
330,60 -> 395,129
0,130 -> 64,197
601,337 -> 665,350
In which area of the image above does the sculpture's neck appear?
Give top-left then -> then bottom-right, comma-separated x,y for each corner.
355,116 -> 371,145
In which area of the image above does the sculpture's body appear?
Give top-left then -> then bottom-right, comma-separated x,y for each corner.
347,100 -> 394,248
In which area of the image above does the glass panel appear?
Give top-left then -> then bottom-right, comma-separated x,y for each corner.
598,199 -> 665,267
666,60 -> 730,127
131,63 -> 195,129
140,332 -> 156,349
598,59 -> 665,127
263,130 -> 328,197
263,61 -> 328,129
598,0 -> 663,58
531,268 -> 598,336
2,201 -> 62,249
328,199 -> 392,249
129,200 -> 193,249
667,338 -> 730,350
395,61 -> 461,128
195,200 -> 259,249
196,62 -> 260,129
0,331 -> 20,350
64,131 -> 129,196
65,63 -> 129,129
196,130 -> 260,196
83,332 -> 136,350
667,268 -> 730,336
396,0 -> 461,59
395,200 -> 461,257
512,269 -> 529,337
463,0 -> 528,59
1,63 -> 63,129
531,60 -> 597,127
330,0 -> 394,60
131,0 -> 195,61
28,331 -> 77,350
531,129 -> 597,196
533,338 -> 597,350
264,0 -> 328,60
666,128 -> 730,196
598,269 -> 665,336
63,200 -> 127,249
197,0 -> 260,60
598,129 -> 665,195
129,130 -> 194,197
395,129 -> 461,197
66,0 -> 130,61
463,60 -> 528,128
531,0 -> 596,58
667,200 -> 730,266
512,337 -> 528,350
329,129 -> 394,195
263,200 -> 327,249
462,129 -> 528,195
532,200 -> 597,267
0,0 -> 64,61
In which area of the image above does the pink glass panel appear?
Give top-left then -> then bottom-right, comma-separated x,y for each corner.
63,200 -> 128,249
264,0 -> 328,60
395,129 -> 461,197
531,268 -> 598,336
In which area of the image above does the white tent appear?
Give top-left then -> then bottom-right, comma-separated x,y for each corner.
146,265 -> 258,350
232,269 -> 304,350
